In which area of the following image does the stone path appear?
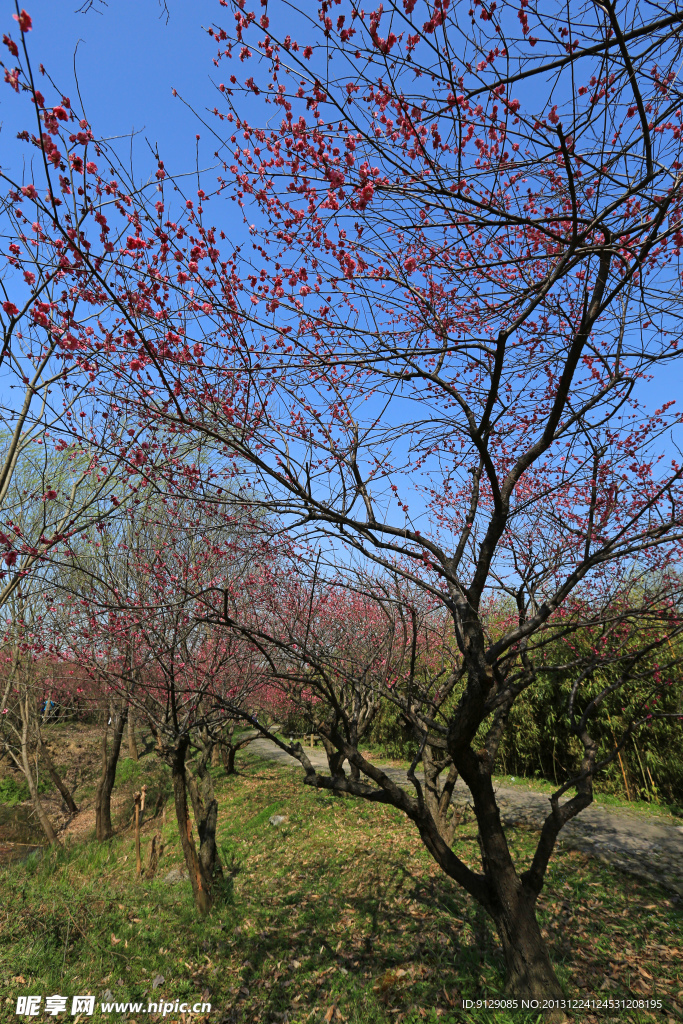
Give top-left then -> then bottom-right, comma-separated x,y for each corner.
248,737 -> 683,898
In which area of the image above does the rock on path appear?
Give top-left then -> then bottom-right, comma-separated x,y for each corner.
248,738 -> 683,898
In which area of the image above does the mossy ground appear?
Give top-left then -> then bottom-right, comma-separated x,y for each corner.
0,748 -> 680,1024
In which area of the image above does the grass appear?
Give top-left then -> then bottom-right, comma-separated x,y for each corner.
0,775 -> 53,806
0,749 -> 681,1023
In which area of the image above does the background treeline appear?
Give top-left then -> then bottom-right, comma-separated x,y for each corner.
367,680 -> 682,808
278,601 -> 683,810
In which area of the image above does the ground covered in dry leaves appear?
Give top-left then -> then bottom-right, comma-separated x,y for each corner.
0,747 -> 680,1023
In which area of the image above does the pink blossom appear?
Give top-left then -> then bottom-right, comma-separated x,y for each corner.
3,34 -> 18,57
13,9 -> 32,33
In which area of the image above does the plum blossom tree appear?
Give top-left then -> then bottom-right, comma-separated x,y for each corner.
125,0 -> 683,1001
7,0 -> 683,1004
51,493 -> 272,912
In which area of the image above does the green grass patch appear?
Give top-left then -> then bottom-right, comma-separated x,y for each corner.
0,775 -> 52,806
0,751 -> 680,1023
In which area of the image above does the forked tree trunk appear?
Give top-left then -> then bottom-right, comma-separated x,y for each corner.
37,729 -> 78,814
186,739 -> 223,884
95,704 -> 128,841
422,745 -> 459,844
464,764 -> 566,1015
171,737 -> 212,916
220,742 -> 237,776
320,734 -> 347,779
219,721 -> 255,775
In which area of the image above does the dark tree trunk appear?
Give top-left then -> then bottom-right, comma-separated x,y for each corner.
321,734 -> 347,779
347,723 -> 361,782
219,721 -> 256,775
456,748 -> 566,1010
37,729 -> 78,814
491,884 -> 563,1004
95,704 -> 127,841
221,743 -> 237,775
170,737 -> 212,915
308,713 -> 567,1015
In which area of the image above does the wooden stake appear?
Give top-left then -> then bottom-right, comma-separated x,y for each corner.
145,832 -> 164,879
134,791 -> 142,877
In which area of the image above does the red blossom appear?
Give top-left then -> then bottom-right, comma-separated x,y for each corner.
12,9 -> 32,32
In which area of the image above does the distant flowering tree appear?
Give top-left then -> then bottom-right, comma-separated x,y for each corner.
51,494 -> 271,913
0,588 -> 82,844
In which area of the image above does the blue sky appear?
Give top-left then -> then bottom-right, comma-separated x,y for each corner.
2,0 -> 682,508
1,0 -> 222,176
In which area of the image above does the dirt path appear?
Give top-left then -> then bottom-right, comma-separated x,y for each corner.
248,737 -> 683,898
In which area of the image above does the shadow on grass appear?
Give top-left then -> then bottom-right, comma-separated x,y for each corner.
0,754 -> 679,1024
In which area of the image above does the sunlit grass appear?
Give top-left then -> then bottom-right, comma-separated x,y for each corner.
0,751 -> 680,1023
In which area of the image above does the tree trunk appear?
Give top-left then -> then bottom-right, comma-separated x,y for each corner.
491,886 -> 564,1005
186,738 -> 222,883
37,730 -> 78,814
145,832 -> 164,879
19,698 -> 60,846
171,737 -> 212,916
219,723 -> 255,775
187,768 -> 221,882
127,710 -> 139,761
225,743 -> 237,775
463,759 -> 566,1012
348,723 -> 361,782
95,704 -> 128,841
321,734 -> 347,779
422,745 -> 458,843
